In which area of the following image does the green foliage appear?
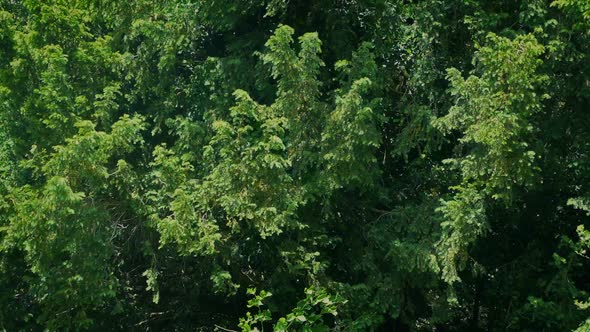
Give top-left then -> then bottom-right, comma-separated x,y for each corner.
435,33 -> 547,200
433,32 -> 549,284
0,0 -> 589,331
239,286 -> 344,332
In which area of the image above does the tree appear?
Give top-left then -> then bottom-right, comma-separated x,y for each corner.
0,0 -> 589,331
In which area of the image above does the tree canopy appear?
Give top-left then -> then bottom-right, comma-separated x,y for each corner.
0,0 -> 589,331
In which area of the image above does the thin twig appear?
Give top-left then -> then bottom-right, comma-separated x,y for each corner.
214,324 -> 239,332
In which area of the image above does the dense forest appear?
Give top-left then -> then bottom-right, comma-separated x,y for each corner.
0,0 -> 589,330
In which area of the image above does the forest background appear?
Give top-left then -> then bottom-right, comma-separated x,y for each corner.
1,0 -> 590,331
